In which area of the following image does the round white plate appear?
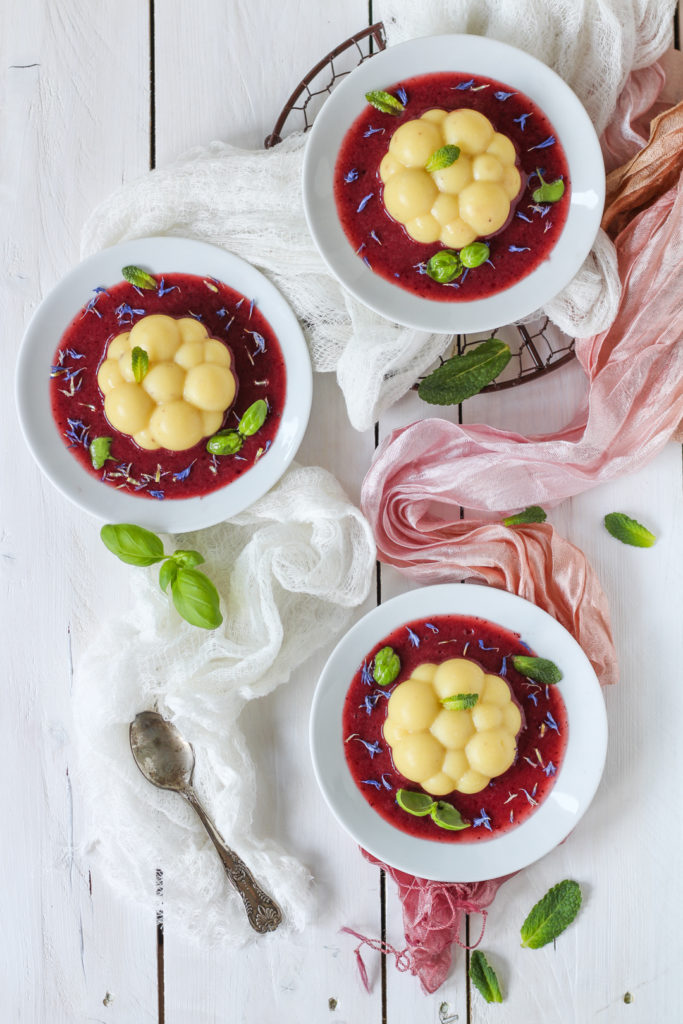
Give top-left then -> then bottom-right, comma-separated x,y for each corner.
302,34 -> 605,334
15,236 -> 312,533
310,583 -> 607,882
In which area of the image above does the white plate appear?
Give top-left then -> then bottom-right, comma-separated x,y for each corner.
15,237 -> 312,533
302,34 -> 605,334
310,584 -> 607,882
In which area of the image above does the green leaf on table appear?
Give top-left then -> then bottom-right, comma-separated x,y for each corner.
459,242 -> 490,268
100,523 -> 166,566
206,429 -> 244,456
418,338 -> 511,405
373,646 -> 401,686
520,879 -> 582,948
364,90 -> 405,115
425,144 -> 460,172
131,346 -> 149,384
396,789 -> 435,817
442,692 -> 479,710
171,549 -> 205,569
503,506 -> 547,526
604,512 -> 655,548
531,171 -> 565,204
431,801 -> 470,831
122,265 -> 157,289
89,436 -> 115,470
159,558 -> 178,593
238,399 -> 268,437
425,249 -> 462,284
511,656 -> 562,685
469,950 -> 503,1003
170,567 -> 223,630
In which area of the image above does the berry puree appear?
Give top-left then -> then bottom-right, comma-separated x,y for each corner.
50,273 -> 286,500
334,72 -> 570,301
342,614 -> 568,843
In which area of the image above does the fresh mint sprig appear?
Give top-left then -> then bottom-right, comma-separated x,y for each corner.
100,523 -> 223,630
425,144 -> 460,172
131,346 -> 149,383
442,692 -> 479,710
604,512 -> 655,548
503,506 -> 547,526
512,656 -> 562,685
122,265 -> 157,289
520,879 -> 582,948
469,950 -> 503,1003
418,338 -> 511,405
364,90 -> 405,115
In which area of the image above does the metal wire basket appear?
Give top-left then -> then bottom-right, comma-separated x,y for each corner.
265,22 -> 576,393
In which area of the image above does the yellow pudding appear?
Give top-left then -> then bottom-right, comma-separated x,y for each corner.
383,657 -> 522,796
379,109 -> 521,246
97,314 -> 237,452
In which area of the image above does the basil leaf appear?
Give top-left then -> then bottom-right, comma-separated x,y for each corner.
122,265 -> 157,289
459,242 -> 490,268
426,249 -> 462,284
364,90 -> 405,115
503,505 -> 547,526
431,801 -> 470,831
520,879 -> 582,949
131,346 -> 149,384
418,338 -> 511,405
159,559 -> 178,593
170,567 -> 223,630
442,692 -> 479,710
206,429 -> 243,455
532,172 -> 565,203
100,523 -> 166,566
425,145 -> 460,172
511,656 -> 562,685
171,549 -> 205,569
373,646 -> 401,686
89,436 -> 115,470
238,399 -> 268,437
469,950 -> 503,1003
604,512 -> 655,548
396,789 -> 435,816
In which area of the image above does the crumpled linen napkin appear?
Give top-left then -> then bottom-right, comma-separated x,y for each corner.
73,464 -> 376,945
80,0 -> 677,430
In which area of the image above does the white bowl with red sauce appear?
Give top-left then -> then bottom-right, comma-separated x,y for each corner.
302,34 -> 605,333
16,236 -> 312,533
310,584 -> 607,882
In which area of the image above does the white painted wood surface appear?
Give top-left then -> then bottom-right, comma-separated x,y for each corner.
2,2 -> 681,1022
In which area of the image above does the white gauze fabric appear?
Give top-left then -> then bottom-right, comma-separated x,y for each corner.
81,0 -> 673,431
72,465 -> 375,945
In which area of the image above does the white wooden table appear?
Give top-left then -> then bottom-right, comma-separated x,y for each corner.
3,3 -> 682,1021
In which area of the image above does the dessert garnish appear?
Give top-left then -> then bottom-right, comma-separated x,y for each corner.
89,435 -> 115,470
604,512 -> 656,548
469,950 -> 503,1004
425,145 -> 461,172
122,265 -> 157,290
364,89 -> 406,115
131,346 -> 149,383
206,398 -> 268,456
100,523 -> 223,630
511,656 -> 562,685
417,338 -> 511,405
373,645 -> 401,686
503,505 -> 547,526
531,170 -> 565,203
395,788 -> 470,831
441,692 -> 479,710
520,879 -> 582,948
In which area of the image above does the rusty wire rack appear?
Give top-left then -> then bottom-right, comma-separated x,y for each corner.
265,22 -> 576,393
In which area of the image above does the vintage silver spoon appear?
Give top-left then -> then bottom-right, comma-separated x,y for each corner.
129,710 -> 282,934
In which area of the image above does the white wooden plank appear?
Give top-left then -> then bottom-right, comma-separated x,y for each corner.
1,1 -> 158,1020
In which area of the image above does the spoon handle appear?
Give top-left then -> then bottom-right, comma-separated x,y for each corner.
186,790 -> 282,933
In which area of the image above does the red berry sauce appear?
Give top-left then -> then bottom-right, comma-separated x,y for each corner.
334,72 -> 570,301
342,614 -> 567,843
50,273 -> 286,500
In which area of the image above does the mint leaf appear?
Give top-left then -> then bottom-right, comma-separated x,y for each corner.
238,399 -> 268,437
364,90 -> 405,115
504,506 -> 547,526
604,512 -> 655,548
431,801 -> 470,831
170,567 -> 222,630
442,692 -> 479,710
511,656 -> 562,685
373,646 -> 401,686
89,436 -> 115,470
418,339 -> 511,405
425,145 -> 460,172
396,789 -> 435,816
531,172 -> 565,203
122,265 -> 157,289
469,950 -> 503,1003
426,249 -> 462,284
159,559 -> 178,593
520,879 -> 582,948
101,523 -> 166,566
131,346 -> 149,384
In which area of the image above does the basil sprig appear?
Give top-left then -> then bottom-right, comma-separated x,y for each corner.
531,171 -> 565,204
207,399 -> 268,456
131,346 -> 149,384
122,265 -> 157,289
418,338 -> 511,405
89,436 -> 115,471
395,789 -> 470,831
364,90 -> 405,115
100,523 -> 223,630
